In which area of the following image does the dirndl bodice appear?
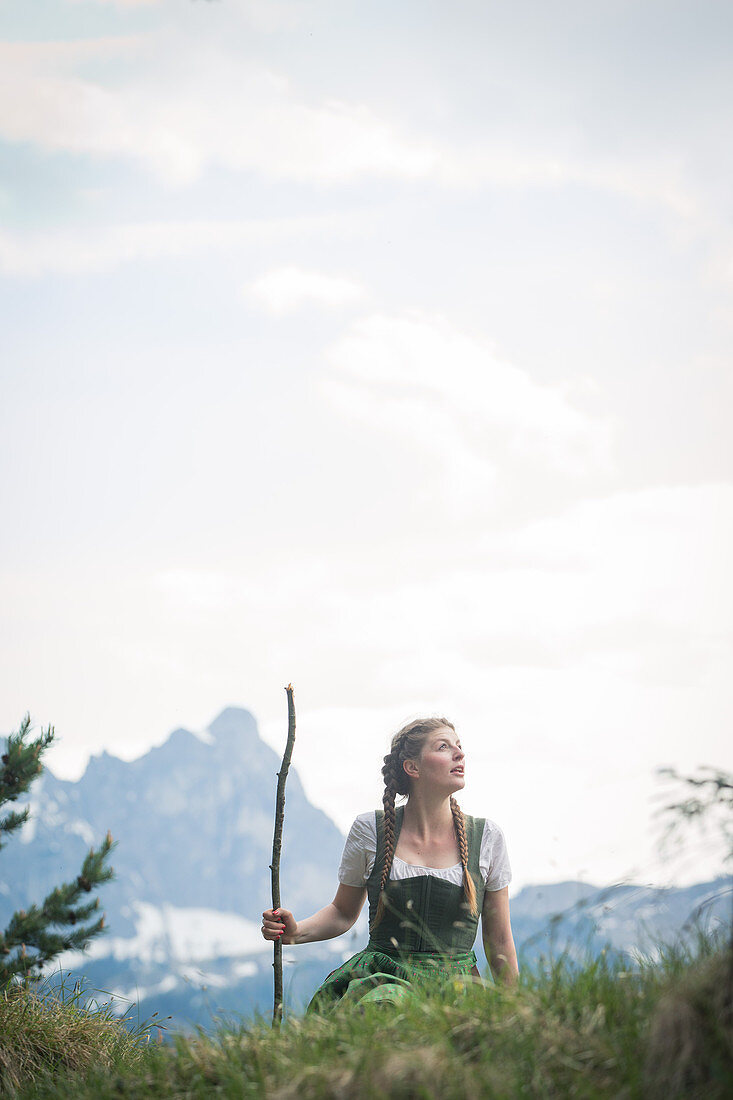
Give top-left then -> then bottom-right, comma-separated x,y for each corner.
366,804 -> 486,957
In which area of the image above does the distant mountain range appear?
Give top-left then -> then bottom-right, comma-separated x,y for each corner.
1,708 -> 729,1030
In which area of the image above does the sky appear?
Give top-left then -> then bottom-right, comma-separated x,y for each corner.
1,0 -> 732,897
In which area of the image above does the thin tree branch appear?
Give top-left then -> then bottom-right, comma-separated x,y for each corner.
270,684 -> 296,1027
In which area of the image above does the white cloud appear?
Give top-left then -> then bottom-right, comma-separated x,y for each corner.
66,0 -> 159,7
243,266 -> 366,314
434,146 -> 699,218
0,213 -> 355,276
0,34 -> 699,217
66,0 -> 313,31
0,39 -> 437,186
67,1 -> 159,6
147,483 -> 733,688
321,312 -> 613,514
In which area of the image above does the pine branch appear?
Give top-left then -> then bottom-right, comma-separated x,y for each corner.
0,807 -> 30,840
0,826 -> 115,982
0,715 -> 116,984
0,714 -> 54,850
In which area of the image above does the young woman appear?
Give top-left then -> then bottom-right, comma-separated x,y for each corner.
261,716 -> 519,1011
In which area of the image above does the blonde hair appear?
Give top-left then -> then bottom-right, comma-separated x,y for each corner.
370,717 -> 478,932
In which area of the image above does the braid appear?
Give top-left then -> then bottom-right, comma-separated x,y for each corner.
370,751 -> 402,932
450,796 -> 479,917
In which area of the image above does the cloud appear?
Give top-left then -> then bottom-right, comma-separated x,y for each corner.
67,1 -> 158,5
461,483 -> 733,684
431,145 -> 699,217
150,482 -> 733,663
65,0 -> 313,31
0,213 -> 357,276
0,33 -> 701,218
243,266 -> 366,315
0,39 -> 437,186
66,0 -> 160,7
321,312 -> 613,516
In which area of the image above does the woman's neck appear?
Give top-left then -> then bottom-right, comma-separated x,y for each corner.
401,792 -> 453,839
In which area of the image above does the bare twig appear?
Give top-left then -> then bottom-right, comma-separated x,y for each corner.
270,684 -> 296,1027
654,764 -> 733,969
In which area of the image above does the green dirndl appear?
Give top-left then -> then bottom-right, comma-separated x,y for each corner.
307,806 -> 486,1013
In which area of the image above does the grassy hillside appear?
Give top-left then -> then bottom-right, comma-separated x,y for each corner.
2,926 -> 731,1098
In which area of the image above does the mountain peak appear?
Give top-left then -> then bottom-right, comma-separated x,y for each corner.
207,707 -> 260,746
83,748 -> 126,777
168,727 -> 199,744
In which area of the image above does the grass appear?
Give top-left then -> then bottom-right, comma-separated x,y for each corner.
2,926 -> 731,1099
0,971 -> 159,1096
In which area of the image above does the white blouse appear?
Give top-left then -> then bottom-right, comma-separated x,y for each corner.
338,810 -> 512,892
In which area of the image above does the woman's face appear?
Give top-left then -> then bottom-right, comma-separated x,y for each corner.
411,726 -> 465,793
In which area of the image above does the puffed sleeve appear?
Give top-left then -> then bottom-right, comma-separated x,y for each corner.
337,811 -> 377,886
479,819 -> 513,892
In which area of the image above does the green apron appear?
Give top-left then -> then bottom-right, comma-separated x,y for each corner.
307,806 -> 486,1013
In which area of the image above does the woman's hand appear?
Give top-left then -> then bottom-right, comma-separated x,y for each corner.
261,907 -> 298,945
261,886 -> 366,946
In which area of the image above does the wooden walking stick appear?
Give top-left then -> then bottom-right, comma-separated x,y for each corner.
270,683 -> 296,1027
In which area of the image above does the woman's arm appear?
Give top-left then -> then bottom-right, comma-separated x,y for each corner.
482,886 -> 519,985
262,883 -> 367,945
